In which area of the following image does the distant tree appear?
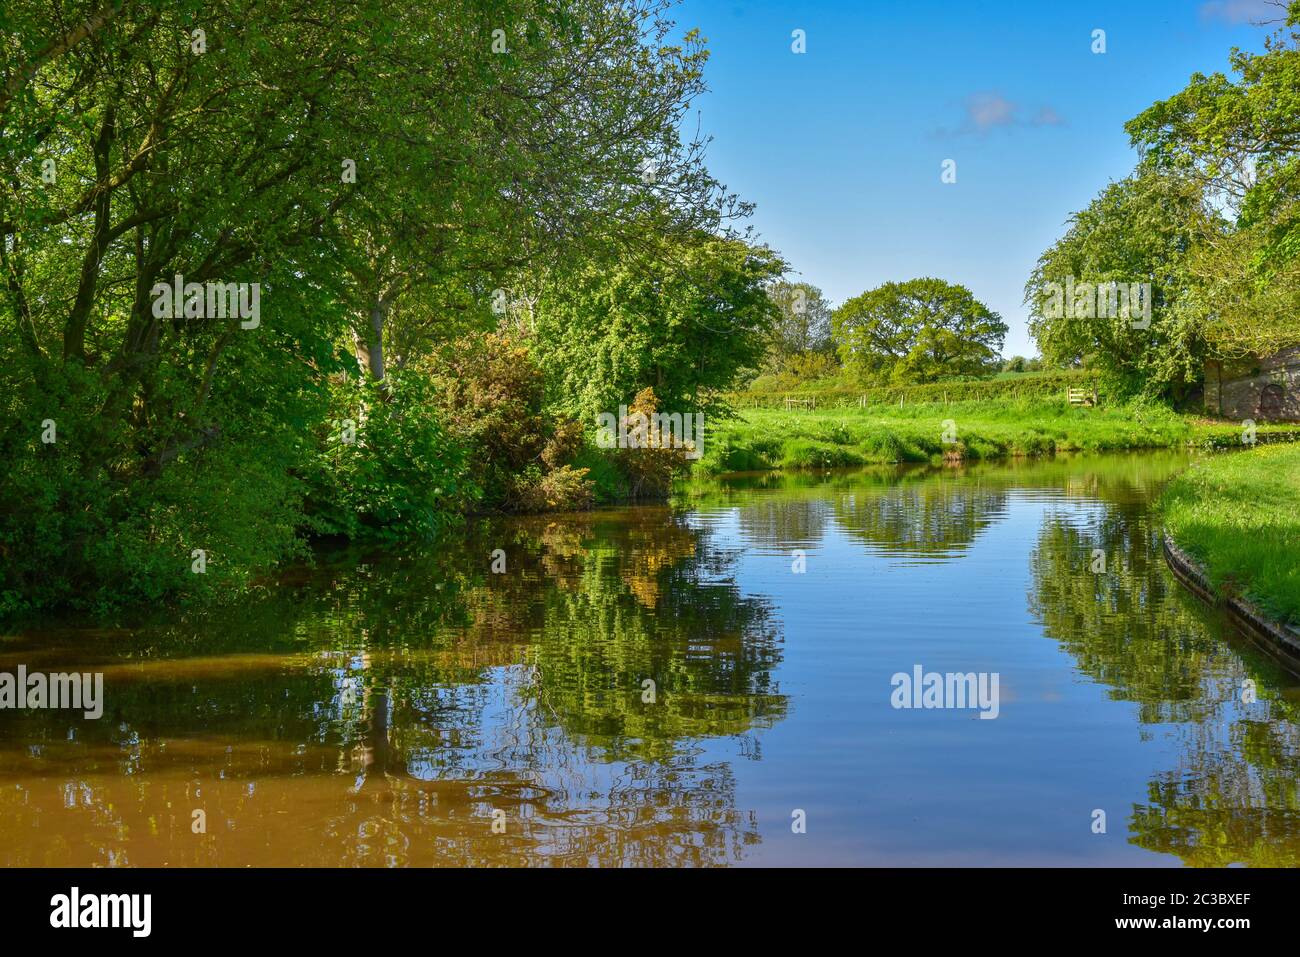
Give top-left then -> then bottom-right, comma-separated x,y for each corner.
832,278 -> 1007,384
1000,356 -> 1045,374
765,280 -> 833,359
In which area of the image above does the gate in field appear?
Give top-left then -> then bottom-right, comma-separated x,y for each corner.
1067,384 -> 1098,406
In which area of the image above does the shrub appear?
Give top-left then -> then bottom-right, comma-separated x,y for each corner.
425,331 -> 594,512
512,464 -> 595,512
0,360 -> 315,617
617,387 -> 696,499
303,370 -> 475,541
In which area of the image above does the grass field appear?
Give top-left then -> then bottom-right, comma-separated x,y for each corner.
1159,444 -> 1300,627
696,398 -> 1300,474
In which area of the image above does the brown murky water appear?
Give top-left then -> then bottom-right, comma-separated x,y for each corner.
2,452 -> 1299,866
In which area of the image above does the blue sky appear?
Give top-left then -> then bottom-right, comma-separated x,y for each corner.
673,0 -> 1284,356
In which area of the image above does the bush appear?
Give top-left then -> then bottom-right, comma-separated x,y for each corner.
425,331 -> 594,512
303,370 -> 475,541
778,439 -> 866,469
731,368 -> 1095,409
613,388 -> 694,499
511,464 -> 595,512
0,360 -> 313,617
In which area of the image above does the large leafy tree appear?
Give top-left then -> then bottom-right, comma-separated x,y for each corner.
0,0 -> 374,608
1024,170 -> 1223,399
765,279 -> 833,360
331,0 -> 749,387
831,278 -> 1006,385
531,231 -> 784,423
0,0 -> 754,613
1124,0 -> 1300,359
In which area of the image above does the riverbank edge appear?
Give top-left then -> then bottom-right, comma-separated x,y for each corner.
695,424 -> 1300,479
1162,534 -> 1300,667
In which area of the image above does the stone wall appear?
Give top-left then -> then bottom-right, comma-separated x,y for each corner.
1204,345 -> 1300,421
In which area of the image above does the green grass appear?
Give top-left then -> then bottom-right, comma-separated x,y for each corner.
1160,444 -> 1300,627
731,368 -> 1093,408
698,397 -> 1300,475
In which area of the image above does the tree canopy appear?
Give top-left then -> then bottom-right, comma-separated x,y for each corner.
531,231 -> 784,423
1027,0 -> 1300,395
1024,170 -> 1222,399
765,279 -> 833,359
0,0 -> 769,615
831,278 -> 1007,385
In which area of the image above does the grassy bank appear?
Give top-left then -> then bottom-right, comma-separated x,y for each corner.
1160,444 -> 1300,628
730,368 -> 1093,409
697,398 -> 1300,474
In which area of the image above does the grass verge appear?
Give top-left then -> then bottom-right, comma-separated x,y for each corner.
1159,443 -> 1300,627
698,398 -> 1300,475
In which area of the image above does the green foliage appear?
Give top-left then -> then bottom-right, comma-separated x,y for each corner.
747,349 -> 842,392
304,371 -> 475,541
832,277 -> 1007,385
609,387 -> 697,500
0,355 -> 313,616
765,279 -> 834,361
425,332 -> 593,512
532,232 -> 784,424
1125,1 -> 1300,274
733,368 -> 1094,408
328,0 -> 748,385
0,0 -> 740,615
510,464 -> 595,513
1028,4 -> 1300,392
999,356 -> 1045,374
569,445 -> 633,504
1024,169 -> 1221,400
695,398 -> 1204,475
1160,444 -> 1300,626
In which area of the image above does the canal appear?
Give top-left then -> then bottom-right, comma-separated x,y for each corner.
2,451 -> 1296,866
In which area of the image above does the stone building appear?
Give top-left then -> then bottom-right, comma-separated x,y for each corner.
1204,345 -> 1300,421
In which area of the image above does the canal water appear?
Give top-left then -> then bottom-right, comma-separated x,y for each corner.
2,451 -> 1297,866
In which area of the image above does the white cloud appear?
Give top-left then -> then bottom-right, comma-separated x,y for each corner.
937,92 -> 1065,137
965,92 -> 1017,132
1199,0 -> 1285,25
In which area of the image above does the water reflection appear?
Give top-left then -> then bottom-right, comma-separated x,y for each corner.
1029,496 -> 1300,866
0,510 -> 780,866
2,452 -> 1298,865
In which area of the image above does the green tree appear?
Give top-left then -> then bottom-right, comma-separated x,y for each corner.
0,0 -> 759,614
531,231 -> 784,424
1023,170 -> 1222,399
0,0 -> 372,611
765,279 -> 834,359
831,278 -> 1006,385
330,0 -> 750,389
1124,0 -> 1300,359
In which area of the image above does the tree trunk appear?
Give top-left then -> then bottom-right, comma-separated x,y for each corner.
353,296 -> 389,385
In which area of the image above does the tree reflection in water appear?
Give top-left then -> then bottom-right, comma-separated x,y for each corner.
0,509 -> 782,866
1029,493 -> 1300,866
3,452 -> 1298,866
